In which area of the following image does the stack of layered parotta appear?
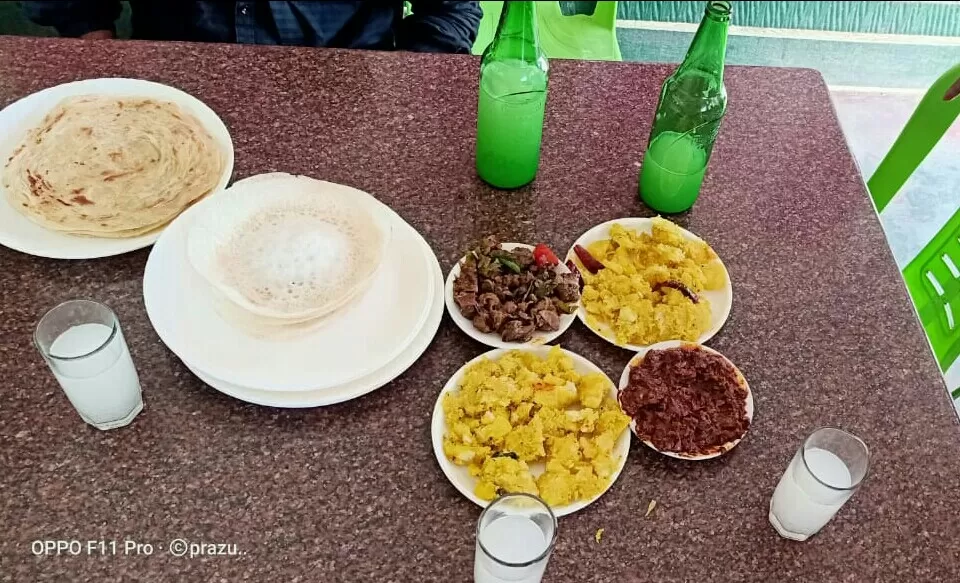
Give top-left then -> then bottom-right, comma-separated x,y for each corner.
2,95 -> 223,238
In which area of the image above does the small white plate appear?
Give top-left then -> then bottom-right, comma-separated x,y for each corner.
184,245 -> 444,407
618,340 -> 754,461
431,346 -> 630,517
143,181 -> 432,391
565,217 -> 732,351
445,243 -> 576,349
0,78 -> 234,259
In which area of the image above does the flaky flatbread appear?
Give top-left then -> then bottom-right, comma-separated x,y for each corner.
2,95 -> 223,237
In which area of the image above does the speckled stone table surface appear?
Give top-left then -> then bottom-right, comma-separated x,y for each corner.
1,36 -> 958,583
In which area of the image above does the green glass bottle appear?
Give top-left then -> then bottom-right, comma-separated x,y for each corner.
476,1 -> 549,189
639,1 -> 731,213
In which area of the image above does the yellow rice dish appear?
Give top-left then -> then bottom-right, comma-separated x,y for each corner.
442,347 -> 630,507
577,218 -> 726,346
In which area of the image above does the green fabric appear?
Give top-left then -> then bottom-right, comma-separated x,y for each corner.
559,2 -> 598,16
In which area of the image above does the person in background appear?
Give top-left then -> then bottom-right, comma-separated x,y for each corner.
22,1 -> 481,54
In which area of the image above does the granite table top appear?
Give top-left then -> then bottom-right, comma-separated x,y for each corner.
0,36 -> 958,582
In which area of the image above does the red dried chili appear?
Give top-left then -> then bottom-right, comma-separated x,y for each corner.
653,280 -> 699,303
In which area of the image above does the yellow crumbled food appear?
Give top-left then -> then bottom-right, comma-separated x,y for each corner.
443,440 -> 491,466
503,416 -> 545,461
442,346 -> 631,507
595,528 -> 605,543
536,463 -> 606,506
546,433 -> 582,471
577,372 -> 608,409
475,456 -> 539,500
597,409 -> 631,435
536,469 -> 577,506
576,218 -> 725,346
572,464 -> 606,499
590,450 -> 621,480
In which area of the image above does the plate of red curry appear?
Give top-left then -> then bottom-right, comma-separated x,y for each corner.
617,340 -> 754,460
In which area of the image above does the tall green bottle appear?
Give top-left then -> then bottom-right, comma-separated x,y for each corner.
475,1 -> 549,189
639,1 -> 731,213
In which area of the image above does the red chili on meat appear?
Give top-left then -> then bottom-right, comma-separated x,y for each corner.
533,243 -> 560,267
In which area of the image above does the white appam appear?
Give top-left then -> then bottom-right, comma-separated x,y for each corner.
186,173 -> 391,322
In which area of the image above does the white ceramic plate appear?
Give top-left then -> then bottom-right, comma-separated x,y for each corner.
566,217 -> 732,351
0,78 -> 234,259
431,346 -> 630,517
445,243 -> 576,349
184,245 -> 444,407
617,340 -> 754,461
143,183 -> 432,391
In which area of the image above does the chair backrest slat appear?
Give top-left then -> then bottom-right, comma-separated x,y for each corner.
867,63 -> 960,214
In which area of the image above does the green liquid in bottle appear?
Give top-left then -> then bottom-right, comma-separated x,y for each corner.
640,131 -> 707,214
475,1 -> 548,190
638,1 -> 730,213
476,60 -> 547,189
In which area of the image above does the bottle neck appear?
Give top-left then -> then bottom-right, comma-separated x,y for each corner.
485,1 -> 545,67
679,1 -> 730,78
497,1 -> 538,39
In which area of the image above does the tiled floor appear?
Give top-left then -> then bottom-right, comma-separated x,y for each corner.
617,24 -> 960,90
831,89 -> 960,269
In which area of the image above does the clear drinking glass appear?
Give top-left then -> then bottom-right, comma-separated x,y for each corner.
34,300 -> 143,430
769,427 -> 870,541
475,493 -> 557,583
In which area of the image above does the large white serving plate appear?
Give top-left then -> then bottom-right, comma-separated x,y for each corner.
186,244 -> 443,407
566,217 -> 733,351
0,78 -> 234,259
143,182 -> 432,392
431,346 -> 630,517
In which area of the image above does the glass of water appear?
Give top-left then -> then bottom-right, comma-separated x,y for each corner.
34,300 -> 143,430
769,427 -> 870,541
475,493 -> 557,583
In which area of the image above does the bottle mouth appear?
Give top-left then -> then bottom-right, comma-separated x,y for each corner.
706,1 -> 732,19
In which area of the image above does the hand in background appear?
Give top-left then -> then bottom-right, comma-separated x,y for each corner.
80,30 -> 114,40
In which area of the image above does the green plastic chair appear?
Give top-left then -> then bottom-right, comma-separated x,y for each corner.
472,1 -> 622,61
473,1 -> 502,55
867,63 -> 960,373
